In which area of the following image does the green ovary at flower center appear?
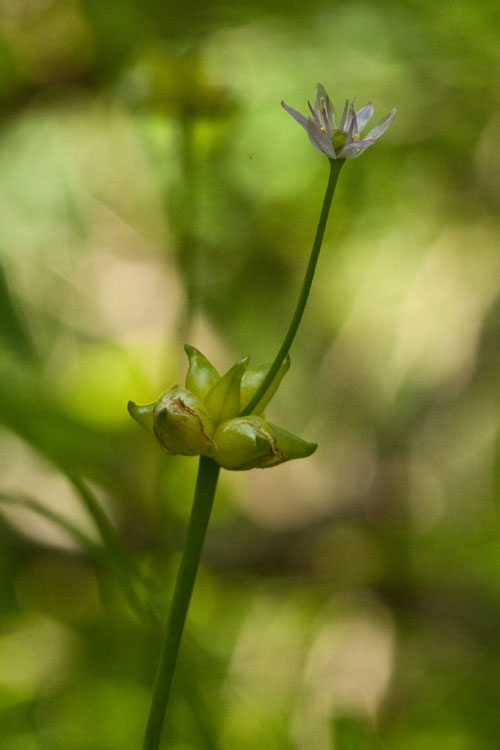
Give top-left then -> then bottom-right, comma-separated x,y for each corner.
331,129 -> 347,152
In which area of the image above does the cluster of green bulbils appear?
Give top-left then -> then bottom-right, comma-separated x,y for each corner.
128,345 -> 316,471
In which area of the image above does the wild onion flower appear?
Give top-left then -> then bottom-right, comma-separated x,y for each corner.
281,83 -> 396,159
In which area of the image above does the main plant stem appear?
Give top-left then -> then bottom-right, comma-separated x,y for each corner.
240,158 -> 344,416
142,456 -> 220,750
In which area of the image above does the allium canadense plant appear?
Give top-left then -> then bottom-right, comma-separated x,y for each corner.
130,83 -> 396,750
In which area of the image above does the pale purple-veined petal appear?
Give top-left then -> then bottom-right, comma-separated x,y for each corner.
306,119 -> 336,158
281,101 -> 309,129
355,102 -> 374,132
365,108 -> 397,141
339,138 -> 375,159
344,108 -> 358,145
324,94 -> 336,130
339,99 -> 350,131
314,83 -> 336,131
315,84 -> 330,110
344,105 -> 356,137
308,100 -> 322,130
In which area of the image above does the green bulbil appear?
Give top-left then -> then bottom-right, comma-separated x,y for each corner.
267,422 -> 317,462
127,400 -> 156,433
212,416 -> 275,469
153,387 -> 214,456
184,345 -> 219,401
128,346 -> 316,471
204,356 -> 249,425
213,415 -> 316,470
240,354 -> 290,415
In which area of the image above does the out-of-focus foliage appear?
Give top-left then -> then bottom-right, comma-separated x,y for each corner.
0,0 -> 500,747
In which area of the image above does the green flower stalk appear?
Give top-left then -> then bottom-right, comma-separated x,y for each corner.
132,83 -> 396,750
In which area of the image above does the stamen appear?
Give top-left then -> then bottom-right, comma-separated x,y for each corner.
319,96 -> 328,129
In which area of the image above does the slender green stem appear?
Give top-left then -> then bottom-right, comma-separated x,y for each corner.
142,455 -> 220,750
240,158 -> 345,416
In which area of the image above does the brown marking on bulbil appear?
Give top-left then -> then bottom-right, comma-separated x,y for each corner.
154,396 -> 215,452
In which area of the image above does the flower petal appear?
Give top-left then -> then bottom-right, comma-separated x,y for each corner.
355,102 -> 374,132
344,103 -> 357,136
339,99 -> 350,131
281,101 -> 309,129
315,83 -> 330,110
306,119 -> 336,158
345,108 -> 358,144
324,93 -> 337,130
314,83 -> 336,131
365,108 -> 397,141
339,138 -> 375,159
308,100 -> 322,129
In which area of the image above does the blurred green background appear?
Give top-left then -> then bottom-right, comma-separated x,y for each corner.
1,0 -> 500,748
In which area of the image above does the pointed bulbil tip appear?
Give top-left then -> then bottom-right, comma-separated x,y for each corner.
128,400 -> 156,433
227,355 -> 251,379
237,355 -> 251,368
304,441 -> 318,458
